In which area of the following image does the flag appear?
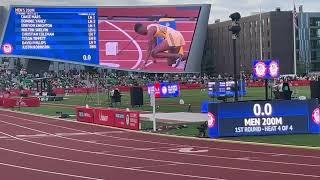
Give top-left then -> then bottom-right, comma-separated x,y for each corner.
293,4 -> 298,29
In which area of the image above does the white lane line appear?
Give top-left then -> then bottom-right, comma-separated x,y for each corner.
0,161 -> 103,180
1,119 -> 320,178
272,154 -> 285,157
235,157 -> 251,161
95,131 -> 124,135
2,114 -> 320,169
131,163 -> 180,169
8,112 -> 314,161
17,134 -> 50,138
0,118 -> 149,151
1,131 -> 319,179
101,20 -> 142,70
170,147 -> 209,153
98,134 -> 320,159
7,131 -> 123,139
0,132 -> 224,180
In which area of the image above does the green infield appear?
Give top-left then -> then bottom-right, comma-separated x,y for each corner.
34,86 -> 311,113
11,86 -> 320,148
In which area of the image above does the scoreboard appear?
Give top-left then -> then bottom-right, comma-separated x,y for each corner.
208,99 -> 320,138
208,81 -> 246,98
1,7 -> 99,65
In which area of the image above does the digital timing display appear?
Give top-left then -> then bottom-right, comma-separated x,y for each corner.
208,100 -> 320,138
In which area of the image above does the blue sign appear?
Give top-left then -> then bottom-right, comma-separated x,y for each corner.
1,7 -> 99,65
253,60 -> 280,79
208,81 -> 247,98
208,99 -> 320,138
148,82 -> 180,98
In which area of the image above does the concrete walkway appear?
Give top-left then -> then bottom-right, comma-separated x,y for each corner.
141,112 -> 207,123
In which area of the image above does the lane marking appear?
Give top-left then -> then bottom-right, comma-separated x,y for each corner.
100,20 -> 142,70
95,131 -> 124,135
170,147 -> 209,153
271,154 -> 285,157
1,113 -> 320,169
0,131 -> 319,179
0,161 -> 102,180
17,134 -> 50,138
0,133 -> 224,180
0,131 -> 123,140
1,118 -> 320,178
235,157 -> 251,161
131,163 -> 180,169
13,111 -> 314,159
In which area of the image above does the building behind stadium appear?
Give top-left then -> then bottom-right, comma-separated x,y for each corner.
203,6 -> 320,75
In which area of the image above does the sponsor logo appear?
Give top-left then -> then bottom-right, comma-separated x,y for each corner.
161,86 -> 168,95
78,111 -> 92,118
312,108 -> 320,125
16,100 -> 27,107
208,112 -> 216,128
126,114 -> 130,126
269,61 -> 279,78
2,43 -> 13,54
254,61 -> 267,78
115,113 -> 125,119
100,114 -> 108,121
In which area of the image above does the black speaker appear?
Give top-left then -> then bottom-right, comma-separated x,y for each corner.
130,87 -> 143,107
310,81 -> 320,99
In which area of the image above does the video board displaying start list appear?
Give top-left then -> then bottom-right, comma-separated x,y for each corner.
0,5 -> 210,73
2,7 -> 99,65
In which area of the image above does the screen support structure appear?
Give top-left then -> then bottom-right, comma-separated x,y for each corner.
265,79 -> 268,100
229,12 -> 241,102
150,90 -> 156,131
232,36 -> 238,102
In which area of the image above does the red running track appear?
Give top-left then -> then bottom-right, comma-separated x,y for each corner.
0,110 -> 319,180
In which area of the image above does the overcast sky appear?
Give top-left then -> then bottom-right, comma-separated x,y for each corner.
2,0 -> 320,23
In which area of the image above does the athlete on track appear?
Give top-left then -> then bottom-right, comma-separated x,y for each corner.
134,23 -> 186,68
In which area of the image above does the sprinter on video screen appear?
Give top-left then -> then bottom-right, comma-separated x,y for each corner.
134,23 -> 186,68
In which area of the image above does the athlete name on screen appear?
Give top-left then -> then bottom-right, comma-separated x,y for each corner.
16,8 -> 53,50
234,103 -> 294,133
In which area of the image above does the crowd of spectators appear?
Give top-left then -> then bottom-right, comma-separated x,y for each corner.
0,68 -> 319,91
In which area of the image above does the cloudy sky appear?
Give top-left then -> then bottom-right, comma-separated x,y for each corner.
2,0 -> 320,23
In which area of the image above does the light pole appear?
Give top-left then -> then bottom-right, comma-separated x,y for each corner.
229,12 -> 241,102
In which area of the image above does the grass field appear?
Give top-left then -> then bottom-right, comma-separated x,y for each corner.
12,86 -> 320,148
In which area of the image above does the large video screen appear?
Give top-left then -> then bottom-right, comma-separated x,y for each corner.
0,6 -> 209,72
208,81 -> 247,98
